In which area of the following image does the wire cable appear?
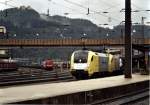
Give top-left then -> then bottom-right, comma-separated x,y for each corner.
0,1 -> 17,8
132,3 -> 150,15
49,1 -> 86,15
63,0 -> 121,22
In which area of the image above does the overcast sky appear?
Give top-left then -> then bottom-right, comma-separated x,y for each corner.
0,0 -> 150,27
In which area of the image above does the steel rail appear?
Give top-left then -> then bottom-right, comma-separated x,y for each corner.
91,87 -> 149,105
0,68 -> 74,87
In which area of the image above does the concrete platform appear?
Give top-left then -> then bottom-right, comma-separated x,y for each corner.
0,74 -> 149,104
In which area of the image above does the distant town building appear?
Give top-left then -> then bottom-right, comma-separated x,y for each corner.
19,6 -> 33,10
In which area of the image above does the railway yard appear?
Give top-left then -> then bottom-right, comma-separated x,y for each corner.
0,66 -> 124,87
0,61 -> 149,105
0,50 -> 149,104
0,49 -> 149,105
0,0 -> 150,104
0,73 -> 149,104
0,67 -> 74,87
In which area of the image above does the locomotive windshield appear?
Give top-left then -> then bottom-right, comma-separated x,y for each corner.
74,51 -> 88,63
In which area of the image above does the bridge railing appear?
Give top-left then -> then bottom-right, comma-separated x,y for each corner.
0,38 -> 149,46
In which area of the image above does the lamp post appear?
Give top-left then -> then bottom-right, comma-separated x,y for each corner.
35,33 -> 39,39
141,17 -> 146,42
81,33 -> 87,50
99,23 -> 110,52
13,34 -> 16,39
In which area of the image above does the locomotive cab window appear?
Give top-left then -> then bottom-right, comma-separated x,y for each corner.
0,28 -> 4,33
74,51 -> 88,63
91,56 -> 93,61
0,26 -> 6,35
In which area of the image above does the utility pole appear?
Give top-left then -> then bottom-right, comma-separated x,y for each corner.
47,9 -> 50,16
141,17 -> 146,42
124,0 -> 132,78
121,28 -> 124,39
141,17 -> 149,74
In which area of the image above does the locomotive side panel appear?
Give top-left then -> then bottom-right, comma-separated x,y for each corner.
88,54 -> 99,76
99,56 -> 108,72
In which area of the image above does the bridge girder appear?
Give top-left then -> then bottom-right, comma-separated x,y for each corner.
0,38 -> 149,47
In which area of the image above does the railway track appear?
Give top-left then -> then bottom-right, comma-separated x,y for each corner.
0,68 -> 74,87
91,88 -> 149,105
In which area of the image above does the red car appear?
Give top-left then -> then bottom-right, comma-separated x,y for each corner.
42,59 -> 54,70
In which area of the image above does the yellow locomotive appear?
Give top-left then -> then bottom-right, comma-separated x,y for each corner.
70,50 -> 123,79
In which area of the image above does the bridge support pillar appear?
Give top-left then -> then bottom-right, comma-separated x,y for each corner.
140,51 -> 149,75
144,51 -> 150,75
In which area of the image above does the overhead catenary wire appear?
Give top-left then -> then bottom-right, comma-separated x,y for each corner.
51,0 -> 119,25
0,1 -> 18,17
0,1 -> 17,8
87,0 -> 90,15
99,0 -> 122,11
5,0 -> 14,2
0,0 -> 127,24
131,3 -> 150,24
0,0 -> 87,16
0,0 -> 149,26
48,0 -> 107,25
132,3 -> 150,15
63,0 -> 121,22
63,0 -> 125,26
97,0 -> 121,23
48,1 -> 86,15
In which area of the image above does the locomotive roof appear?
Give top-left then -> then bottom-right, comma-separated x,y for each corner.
74,50 -> 110,57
